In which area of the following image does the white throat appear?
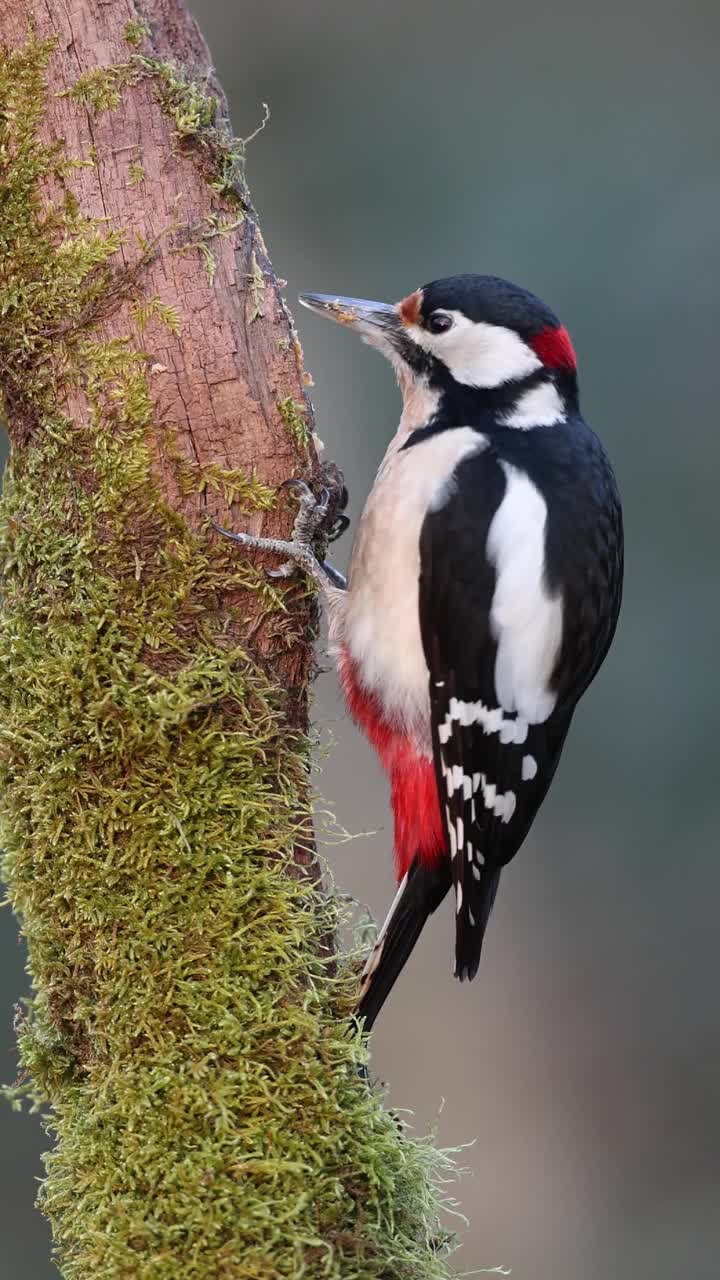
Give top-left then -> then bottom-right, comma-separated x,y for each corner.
395,368 -> 440,436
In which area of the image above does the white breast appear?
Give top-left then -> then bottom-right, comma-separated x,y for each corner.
332,426 -> 487,752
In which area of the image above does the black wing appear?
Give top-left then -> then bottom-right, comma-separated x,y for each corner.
419,433 -> 622,981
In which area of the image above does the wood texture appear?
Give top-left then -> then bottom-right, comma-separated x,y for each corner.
4,0 -> 316,689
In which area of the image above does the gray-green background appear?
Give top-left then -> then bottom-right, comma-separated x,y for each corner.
2,1 -> 719,1276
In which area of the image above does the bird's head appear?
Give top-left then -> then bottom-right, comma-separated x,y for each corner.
300,274 -> 578,430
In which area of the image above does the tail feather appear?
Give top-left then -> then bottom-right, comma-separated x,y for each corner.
356,856 -> 451,1032
454,863 -> 502,982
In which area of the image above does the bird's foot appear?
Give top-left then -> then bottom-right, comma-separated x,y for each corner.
213,471 -> 348,591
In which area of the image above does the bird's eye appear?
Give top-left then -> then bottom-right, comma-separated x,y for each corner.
426,311 -> 453,335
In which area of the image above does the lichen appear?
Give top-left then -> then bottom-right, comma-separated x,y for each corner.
0,28 -> 457,1280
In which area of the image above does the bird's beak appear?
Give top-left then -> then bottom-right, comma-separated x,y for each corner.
299,293 -> 401,345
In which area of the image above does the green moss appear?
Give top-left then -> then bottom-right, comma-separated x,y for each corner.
127,160 -> 145,186
131,295 -> 181,336
172,215 -> 246,287
124,18 -> 151,48
138,57 -> 247,202
59,62 -> 141,113
278,396 -> 311,453
60,48 -> 251,205
0,29 -> 457,1280
247,250 -> 266,322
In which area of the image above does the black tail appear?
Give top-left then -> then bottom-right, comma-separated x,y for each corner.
454,862 -> 502,983
356,856 -> 451,1032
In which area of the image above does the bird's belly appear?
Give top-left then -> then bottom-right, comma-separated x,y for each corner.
333,426 -> 487,753
340,516 -> 431,753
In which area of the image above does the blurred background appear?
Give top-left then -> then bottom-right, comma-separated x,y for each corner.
2,0 -> 719,1275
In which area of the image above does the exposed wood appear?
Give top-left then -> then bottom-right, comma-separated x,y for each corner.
4,0 -> 316,693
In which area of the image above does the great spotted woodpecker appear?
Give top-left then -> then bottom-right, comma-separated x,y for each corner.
216,274 -> 623,1032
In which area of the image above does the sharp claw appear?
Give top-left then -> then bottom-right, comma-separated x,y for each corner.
281,477 -> 313,499
266,562 -> 296,579
316,486 -> 330,516
212,520 -> 251,545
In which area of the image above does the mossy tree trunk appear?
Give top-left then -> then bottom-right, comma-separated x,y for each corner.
0,3 -> 455,1277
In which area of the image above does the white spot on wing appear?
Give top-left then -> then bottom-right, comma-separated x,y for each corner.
522,754 -> 538,781
497,788 -> 512,819
446,764 -> 466,796
478,774 -> 517,824
440,701 -> 525,744
456,881 -> 463,914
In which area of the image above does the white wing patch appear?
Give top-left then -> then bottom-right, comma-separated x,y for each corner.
487,463 -> 563,723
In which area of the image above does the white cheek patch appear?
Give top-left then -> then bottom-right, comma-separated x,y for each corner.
409,313 -> 542,389
487,463 -> 563,724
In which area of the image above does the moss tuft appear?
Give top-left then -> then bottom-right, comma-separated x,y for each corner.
131,295 -> 181,336
124,18 -> 151,48
278,395 -> 311,453
60,62 -> 141,113
0,28 -> 457,1280
60,48 -> 252,206
127,160 -> 145,186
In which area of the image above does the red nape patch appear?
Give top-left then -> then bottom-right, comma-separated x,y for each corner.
337,649 -> 446,880
398,289 -> 421,327
530,324 -> 576,370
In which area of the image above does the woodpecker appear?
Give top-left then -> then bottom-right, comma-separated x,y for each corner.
216,274 -> 623,1032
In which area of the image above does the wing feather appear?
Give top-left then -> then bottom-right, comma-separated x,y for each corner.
419,446 -> 573,979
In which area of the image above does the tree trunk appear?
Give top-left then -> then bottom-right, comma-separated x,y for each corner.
0,3 -> 454,1277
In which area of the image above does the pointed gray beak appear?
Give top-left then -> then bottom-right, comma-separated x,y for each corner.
299,292 -> 400,340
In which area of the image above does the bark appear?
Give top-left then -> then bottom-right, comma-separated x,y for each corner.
0,4 -> 454,1277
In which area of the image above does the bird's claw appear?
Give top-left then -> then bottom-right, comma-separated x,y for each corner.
212,465 -> 349,591
211,521 -> 251,546
266,559 -> 299,580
